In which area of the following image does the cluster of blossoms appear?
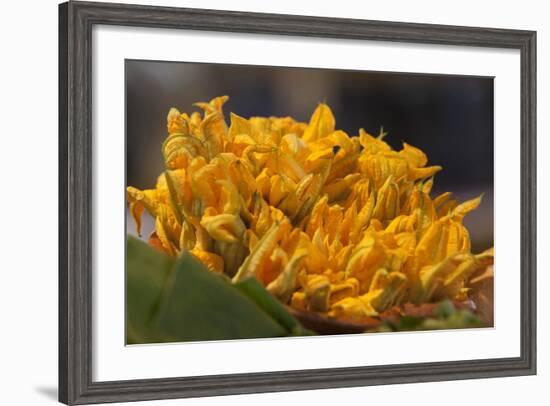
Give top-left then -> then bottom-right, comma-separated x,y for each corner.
127,96 -> 493,321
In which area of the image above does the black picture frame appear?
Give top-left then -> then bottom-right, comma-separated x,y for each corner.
59,1 -> 537,404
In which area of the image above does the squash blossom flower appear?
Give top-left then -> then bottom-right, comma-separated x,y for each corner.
127,96 -> 494,321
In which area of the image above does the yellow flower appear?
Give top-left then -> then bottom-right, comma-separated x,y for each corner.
127,96 -> 493,321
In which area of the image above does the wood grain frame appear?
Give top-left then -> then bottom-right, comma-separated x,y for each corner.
59,1 -> 537,404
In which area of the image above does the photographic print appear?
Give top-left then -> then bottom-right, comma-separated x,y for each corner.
125,60 -> 494,345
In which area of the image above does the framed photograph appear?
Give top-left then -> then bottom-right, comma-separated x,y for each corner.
59,1 -> 536,404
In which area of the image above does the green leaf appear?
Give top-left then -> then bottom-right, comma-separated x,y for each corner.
154,251 -> 288,342
126,236 -> 174,344
234,277 -> 312,336
397,316 -> 424,330
126,236 -> 311,343
434,299 -> 455,319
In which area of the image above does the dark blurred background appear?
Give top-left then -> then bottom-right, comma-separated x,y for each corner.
126,60 -> 493,252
